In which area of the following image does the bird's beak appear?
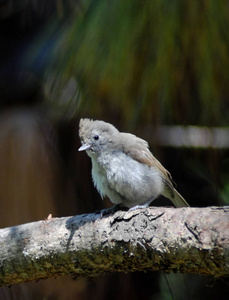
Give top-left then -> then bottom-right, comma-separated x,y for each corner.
78,144 -> 91,151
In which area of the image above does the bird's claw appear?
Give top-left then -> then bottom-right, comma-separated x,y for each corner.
97,204 -> 125,217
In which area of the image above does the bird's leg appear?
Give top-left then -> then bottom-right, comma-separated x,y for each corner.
128,202 -> 151,211
98,204 -> 127,217
128,197 -> 154,211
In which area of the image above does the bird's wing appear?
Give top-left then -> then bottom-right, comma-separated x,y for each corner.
120,132 -> 173,184
116,132 -> 189,207
127,144 -> 189,207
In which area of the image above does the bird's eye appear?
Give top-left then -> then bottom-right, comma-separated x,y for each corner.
93,135 -> 99,141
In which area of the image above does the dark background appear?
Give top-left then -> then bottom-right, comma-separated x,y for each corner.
0,1 -> 229,299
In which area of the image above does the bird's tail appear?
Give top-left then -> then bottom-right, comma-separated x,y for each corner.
163,186 -> 189,207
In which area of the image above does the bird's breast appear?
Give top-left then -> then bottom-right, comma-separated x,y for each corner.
91,151 -> 164,207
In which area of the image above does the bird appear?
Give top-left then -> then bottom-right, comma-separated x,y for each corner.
78,118 -> 189,211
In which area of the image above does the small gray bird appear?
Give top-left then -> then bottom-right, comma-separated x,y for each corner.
78,118 -> 189,210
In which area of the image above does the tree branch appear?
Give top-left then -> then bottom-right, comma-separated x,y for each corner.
0,207 -> 229,286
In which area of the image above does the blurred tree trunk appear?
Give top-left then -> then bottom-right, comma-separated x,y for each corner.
0,206 -> 228,286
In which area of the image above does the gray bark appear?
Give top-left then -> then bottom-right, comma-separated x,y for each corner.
0,206 -> 229,286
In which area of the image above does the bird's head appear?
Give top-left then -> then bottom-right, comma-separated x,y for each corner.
78,118 -> 119,156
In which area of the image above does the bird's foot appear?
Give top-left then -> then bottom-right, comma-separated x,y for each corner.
128,203 -> 150,211
97,204 -> 126,217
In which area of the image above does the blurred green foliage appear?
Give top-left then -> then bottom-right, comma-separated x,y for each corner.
52,0 -> 229,126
